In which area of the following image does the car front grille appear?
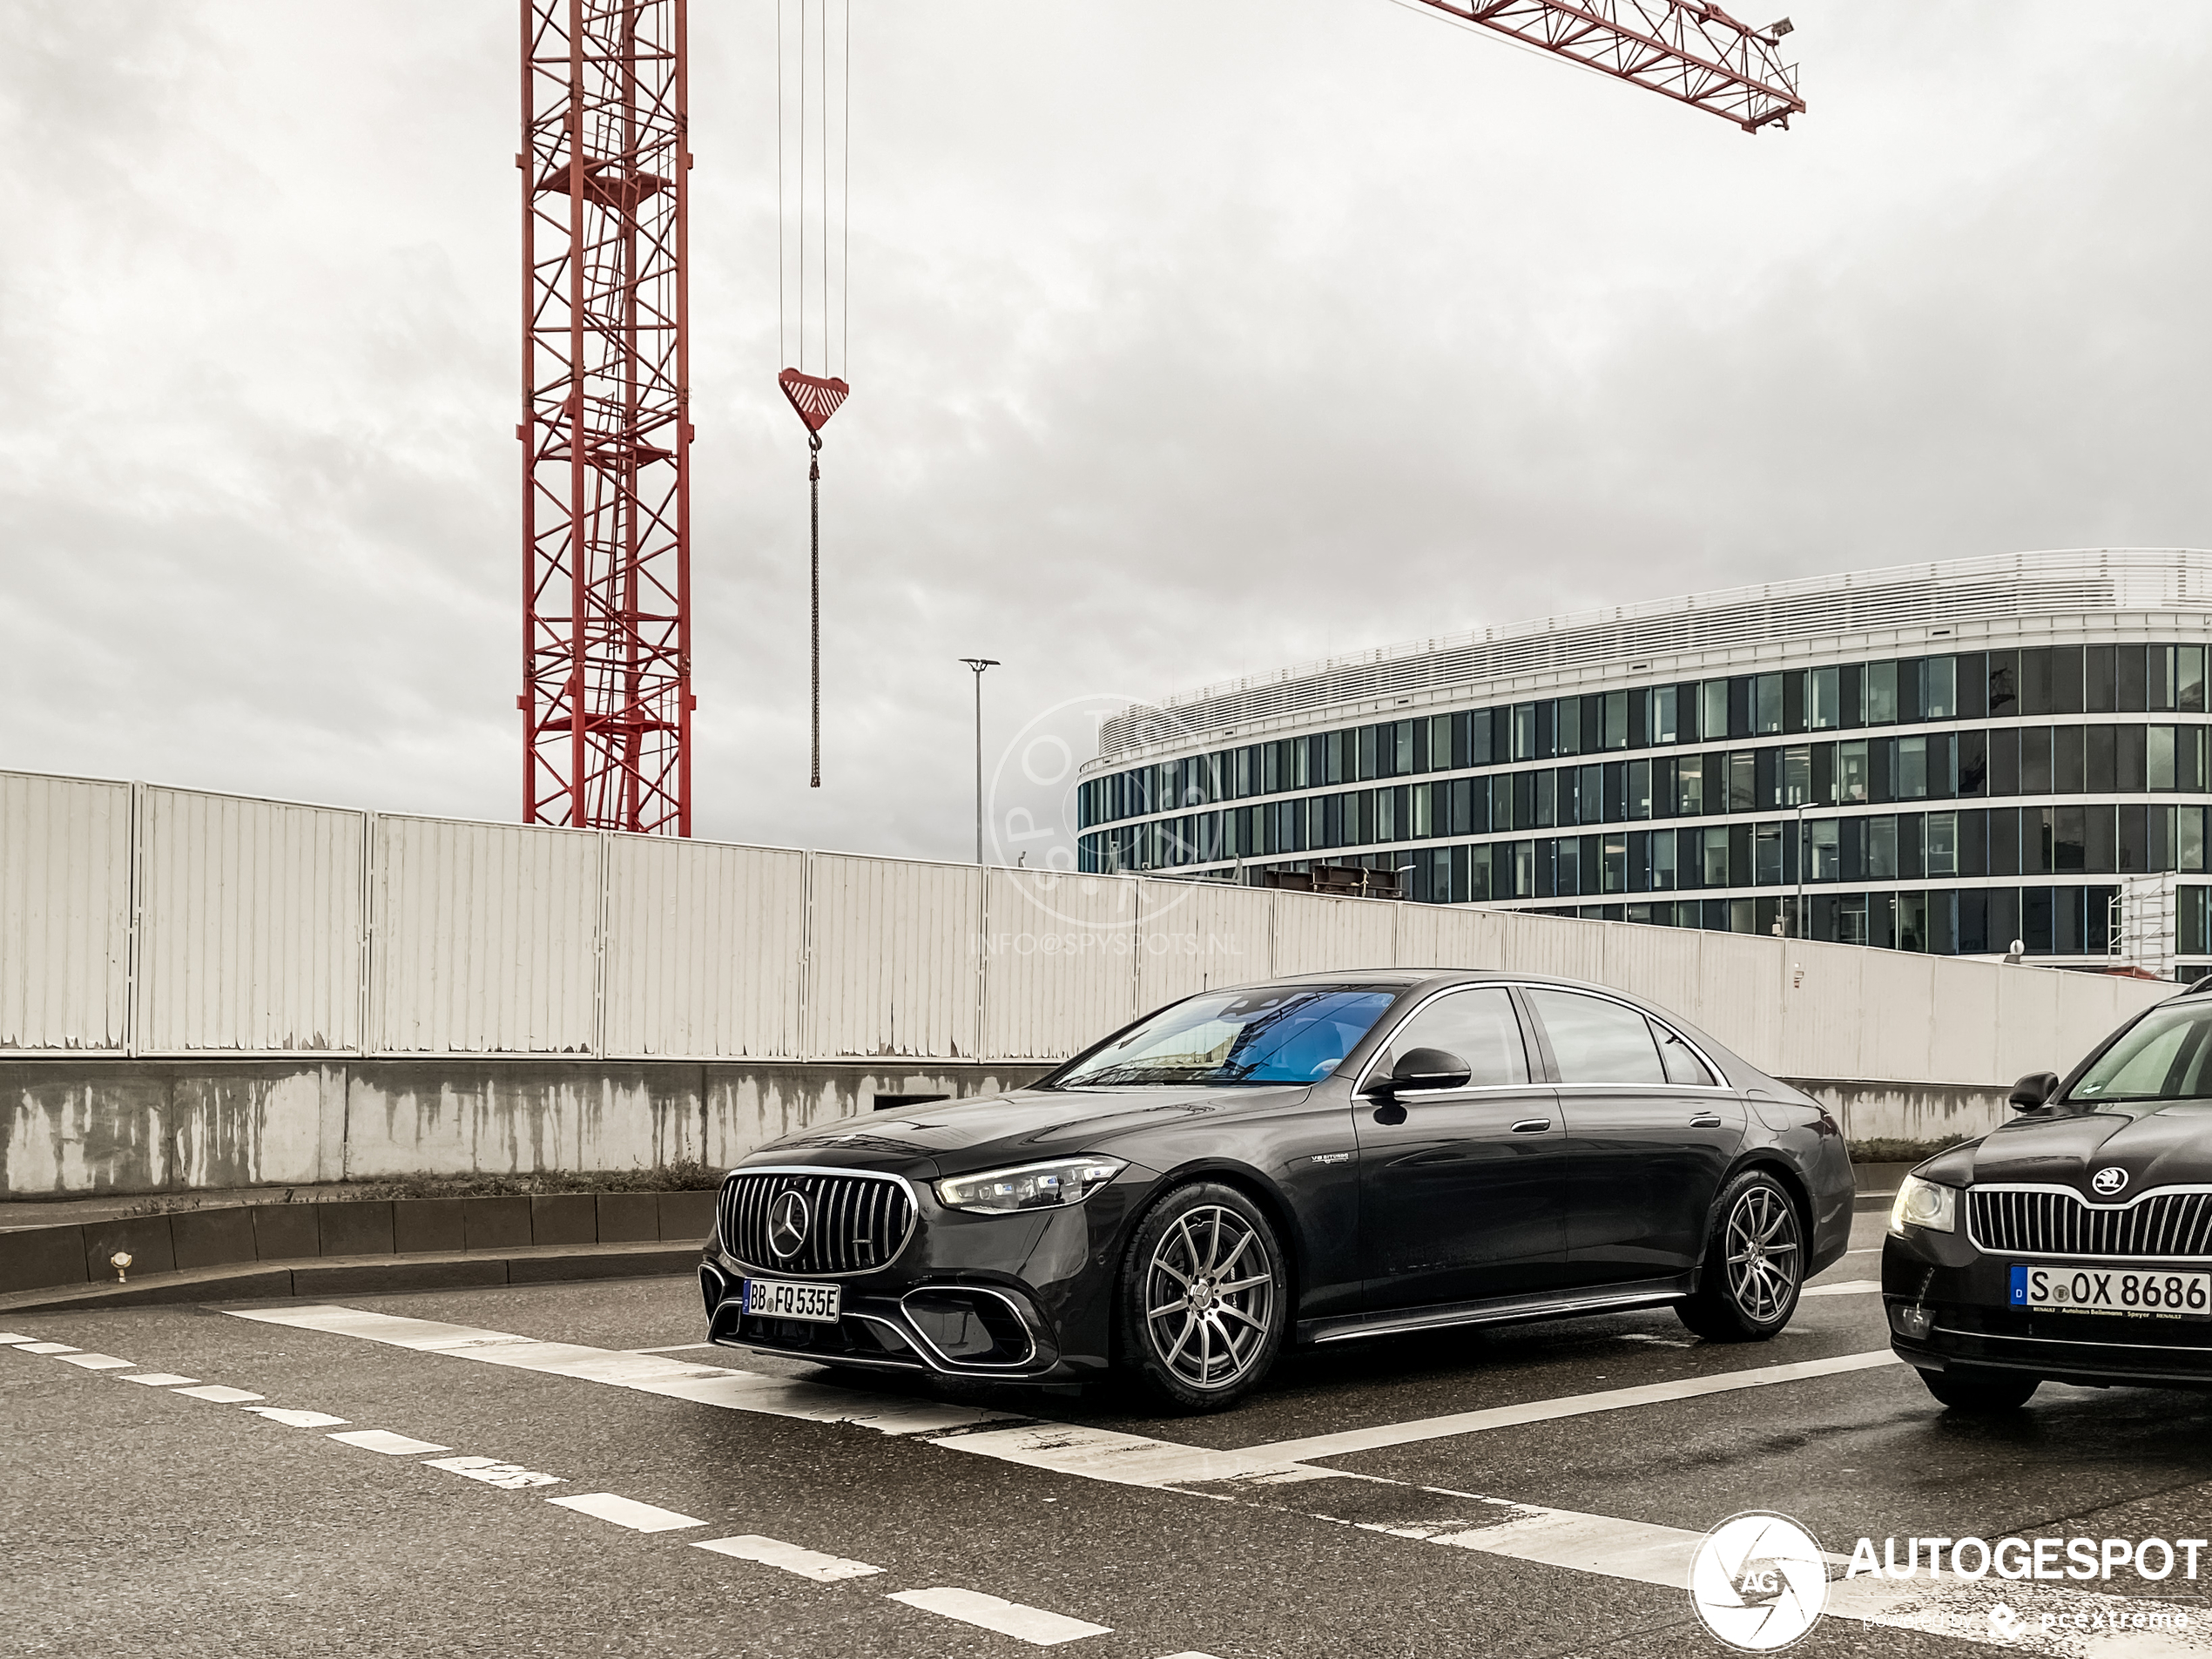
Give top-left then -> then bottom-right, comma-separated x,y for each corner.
719,1170 -> 915,1277
1970,1187 -> 2212,1260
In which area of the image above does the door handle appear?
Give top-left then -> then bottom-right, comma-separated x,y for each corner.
1689,1114 -> 1723,1129
1510,1118 -> 1552,1134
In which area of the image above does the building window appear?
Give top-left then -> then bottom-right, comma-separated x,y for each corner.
1702,826 -> 1730,887
1754,824 -> 1784,885
1865,661 -> 1898,725
1837,740 -> 1870,804
1701,680 -> 1729,744
1627,759 -> 1652,819
1651,831 -> 1677,889
1677,762 -> 1704,817
1781,745 -> 1811,806
1811,819 -> 1840,880
1809,667 -> 1841,730
1925,656 -> 1957,718
1754,675 -> 1783,735
1925,811 -> 1958,876
1896,736 -> 1929,799
1649,685 -> 1679,744
1868,815 -> 1898,880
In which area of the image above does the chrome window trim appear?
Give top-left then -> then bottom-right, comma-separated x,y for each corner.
1966,1181 -> 2212,1262
719,1165 -> 921,1279
1352,980 -> 1735,1095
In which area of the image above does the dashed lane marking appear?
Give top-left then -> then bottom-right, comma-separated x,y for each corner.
625,1342 -> 719,1354
171,1384 -> 264,1403
226,1305 -> 1017,1435
1800,1280 -> 1883,1298
119,1372 -> 199,1386
0,1332 -> 38,1343
425,1455 -> 564,1490
692,1534 -> 884,1581
1229,1348 -> 1904,1464
327,1429 -> 451,1455
546,1493 -> 705,1533
17,1342 -> 78,1354
243,1407 -> 348,1427
54,1352 -> 137,1370
887,1587 -> 1111,1646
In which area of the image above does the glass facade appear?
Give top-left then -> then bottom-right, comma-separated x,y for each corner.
1078,643 -> 2212,968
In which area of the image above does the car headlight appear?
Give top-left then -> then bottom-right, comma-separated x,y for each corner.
1889,1173 -> 1958,1236
935,1157 -> 1127,1215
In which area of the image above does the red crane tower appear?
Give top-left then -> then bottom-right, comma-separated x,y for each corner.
517,0 -> 1801,836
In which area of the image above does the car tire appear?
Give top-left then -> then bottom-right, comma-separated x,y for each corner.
1116,1183 -> 1288,1413
1919,1366 -> 2040,1413
1676,1170 -> 1804,1343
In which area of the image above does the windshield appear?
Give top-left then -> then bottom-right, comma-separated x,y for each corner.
1051,986 -> 1399,1088
2069,1002 -> 2212,1104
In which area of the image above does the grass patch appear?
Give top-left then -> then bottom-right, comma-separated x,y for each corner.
1850,1136 -> 1973,1166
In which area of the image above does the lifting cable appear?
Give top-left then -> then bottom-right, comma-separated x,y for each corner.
777,0 -> 851,788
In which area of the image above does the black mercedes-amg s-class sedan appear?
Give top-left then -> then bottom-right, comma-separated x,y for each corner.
700,970 -> 1856,1410
1885,978 -> 2212,1413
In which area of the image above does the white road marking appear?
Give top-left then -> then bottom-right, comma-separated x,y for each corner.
226,1305 -> 1015,1435
1615,1332 -> 1696,1348
327,1428 -> 450,1455
692,1534 -> 883,1581
17,1342 -> 78,1354
1153,1653 -> 1228,1658
941,1423 -> 1324,1489
1232,1349 -> 1904,1464
172,1385 -> 265,1403
0,1332 -> 37,1343
1800,1280 -> 1883,1298
625,1342 -> 719,1354
545,1492 -> 705,1533
243,1407 -> 348,1427
54,1352 -> 137,1370
119,1372 -> 199,1386
424,1455 -> 563,1490
888,1587 -> 1111,1646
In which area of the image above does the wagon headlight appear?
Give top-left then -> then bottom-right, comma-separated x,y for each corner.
1889,1174 -> 1958,1237
935,1157 -> 1127,1215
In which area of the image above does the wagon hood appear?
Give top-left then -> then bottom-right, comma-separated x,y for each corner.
734,1084 -> 1312,1179
1930,1102 -> 2212,1197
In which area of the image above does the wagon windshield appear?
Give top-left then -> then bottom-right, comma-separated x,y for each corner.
2069,1003 -> 2212,1104
1050,987 -> 1399,1088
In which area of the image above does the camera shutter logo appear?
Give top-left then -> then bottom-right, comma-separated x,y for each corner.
2093,1167 -> 2129,1197
1689,1512 -> 1828,1651
767,1190 -> 813,1259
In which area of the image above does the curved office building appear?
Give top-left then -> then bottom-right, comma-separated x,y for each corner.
1077,549 -> 2212,975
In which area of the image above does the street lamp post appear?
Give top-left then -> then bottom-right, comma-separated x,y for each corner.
960,658 -> 1000,867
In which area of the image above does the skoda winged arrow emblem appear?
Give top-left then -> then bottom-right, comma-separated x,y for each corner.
2092,1167 -> 2129,1197
767,1190 -> 812,1258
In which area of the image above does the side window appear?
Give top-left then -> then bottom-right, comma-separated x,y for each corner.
1379,988 -> 1529,1088
1651,1019 -> 1717,1087
1527,989 -> 1665,1086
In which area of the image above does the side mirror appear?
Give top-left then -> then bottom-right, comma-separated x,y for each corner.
2008,1071 -> 2060,1111
1386,1047 -> 1473,1093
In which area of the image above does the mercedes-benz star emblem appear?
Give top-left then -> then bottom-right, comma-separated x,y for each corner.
767,1190 -> 812,1258
2093,1167 -> 2129,1197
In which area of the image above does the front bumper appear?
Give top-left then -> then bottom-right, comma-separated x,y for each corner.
698,1175 -> 1146,1384
1884,1222 -> 2212,1390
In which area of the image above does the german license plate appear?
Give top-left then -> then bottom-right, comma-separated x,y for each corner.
742,1278 -> 842,1324
2011,1264 -> 2212,1319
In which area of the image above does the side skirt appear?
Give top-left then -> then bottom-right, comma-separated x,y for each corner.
1296,1275 -> 1694,1347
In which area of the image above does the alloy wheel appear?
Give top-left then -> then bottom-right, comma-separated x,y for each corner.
1142,1204 -> 1277,1391
1723,1183 -> 1801,1323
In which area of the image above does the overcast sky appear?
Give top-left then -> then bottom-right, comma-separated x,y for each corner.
3,3 -> 2208,869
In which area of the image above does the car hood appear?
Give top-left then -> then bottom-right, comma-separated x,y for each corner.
734,1083 -> 1314,1179
1926,1101 -> 2212,1197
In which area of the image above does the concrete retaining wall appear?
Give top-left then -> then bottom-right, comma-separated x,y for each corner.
6,1055 -> 2024,1200
0,1060 -> 1049,1198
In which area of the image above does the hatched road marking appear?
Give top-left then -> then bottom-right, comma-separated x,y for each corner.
888,1587 -> 1112,1646
226,1305 -> 1016,1435
547,1493 -> 705,1533
692,1534 -> 884,1581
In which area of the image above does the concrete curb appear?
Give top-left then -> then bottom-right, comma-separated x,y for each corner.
0,1240 -> 702,1313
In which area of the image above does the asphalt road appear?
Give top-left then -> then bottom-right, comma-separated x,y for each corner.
10,1211 -> 2212,1659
